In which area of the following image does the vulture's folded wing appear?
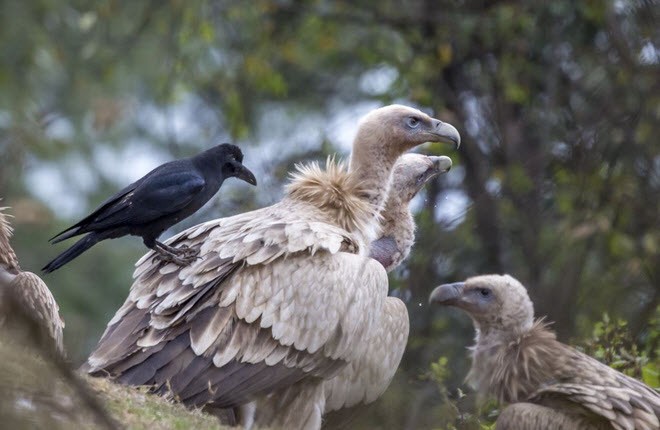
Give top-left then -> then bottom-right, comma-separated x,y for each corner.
323,297 -> 409,412
529,381 -> 660,430
527,349 -> 660,430
86,201 -> 388,408
496,402 -> 598,430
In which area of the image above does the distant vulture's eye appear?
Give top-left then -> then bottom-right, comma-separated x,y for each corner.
406,116 -> 421,128
479,288 -> 491,297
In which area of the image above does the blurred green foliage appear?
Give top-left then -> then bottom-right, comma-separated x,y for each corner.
1,0 -> 658,428
580,309 -> 660,387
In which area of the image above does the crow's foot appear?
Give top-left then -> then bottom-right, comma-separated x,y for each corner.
153,241 -> 200,266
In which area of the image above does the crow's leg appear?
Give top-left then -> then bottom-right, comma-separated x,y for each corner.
153,241 -> 199,265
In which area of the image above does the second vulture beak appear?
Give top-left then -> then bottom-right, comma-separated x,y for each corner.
429,282 -> 465,305
234,163 -> 258,186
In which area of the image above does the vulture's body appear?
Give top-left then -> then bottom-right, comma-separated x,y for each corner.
320,154 -> 452,428
85,105 -> 460,429
0,205 -> 64,355
430,274 -> 660,430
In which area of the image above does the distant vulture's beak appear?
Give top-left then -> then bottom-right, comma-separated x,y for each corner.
429,282 -> 465,305
235,163 -> 257,186
429,120 -> 461,149
429,156 -> 452,174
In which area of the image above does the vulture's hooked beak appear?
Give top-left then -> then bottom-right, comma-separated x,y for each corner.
429,282 -> 465,306
234,163 -> 258,186
429,156 -> 452,174
429,120 -> 461,149
417,156 -> 452,185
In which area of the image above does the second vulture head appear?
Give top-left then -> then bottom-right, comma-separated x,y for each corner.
429,274 -> 535,334
390,154 -> 453,203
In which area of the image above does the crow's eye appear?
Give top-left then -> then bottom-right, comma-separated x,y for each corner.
406,116 -> 421,128
479,288 -> 491,297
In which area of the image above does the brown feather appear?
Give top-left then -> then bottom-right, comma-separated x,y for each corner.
0,205 -> 20,273
0,205 -> 64,355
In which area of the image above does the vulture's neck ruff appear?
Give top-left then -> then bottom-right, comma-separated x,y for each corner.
286,158 -> 381,244
468,319 -> 559,403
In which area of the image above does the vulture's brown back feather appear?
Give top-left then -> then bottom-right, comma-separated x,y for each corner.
0,205 -> 64,355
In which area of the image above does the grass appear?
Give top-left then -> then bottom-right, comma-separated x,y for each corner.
88,377 -> 227,430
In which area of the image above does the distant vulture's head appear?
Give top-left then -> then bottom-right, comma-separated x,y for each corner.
429,274 -> 534,334
390,154 -> 452,204
352,105 -> 460,162
210,143 -> 257,186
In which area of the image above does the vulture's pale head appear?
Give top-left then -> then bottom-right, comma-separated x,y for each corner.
429,274 -> 535,334
389,154 -> 452,204
352,105 -> 460,163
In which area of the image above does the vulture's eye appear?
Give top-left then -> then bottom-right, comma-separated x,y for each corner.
479,288 -> 491,297
406,116 -> 421,128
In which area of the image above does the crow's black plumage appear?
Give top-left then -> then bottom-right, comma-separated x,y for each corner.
42,143 -> 256,273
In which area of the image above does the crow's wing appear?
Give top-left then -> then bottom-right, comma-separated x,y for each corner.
50,163 -> 204,242
86,169 -> 205,229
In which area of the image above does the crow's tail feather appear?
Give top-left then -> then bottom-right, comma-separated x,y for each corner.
42,233 -> 100,273
49,225 -> 82,243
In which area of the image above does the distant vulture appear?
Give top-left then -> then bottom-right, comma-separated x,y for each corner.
43,143 -> 256,273
319,154 -> 452,426
430,274 -> 660,430
0,205 -> 64,355
85,105 -> 460,430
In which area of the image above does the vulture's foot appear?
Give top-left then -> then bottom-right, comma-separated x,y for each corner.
153,241 -> 200,266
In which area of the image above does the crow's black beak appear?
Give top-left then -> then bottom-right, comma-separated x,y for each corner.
429,282 -> 465,305
235,163 -> 257,186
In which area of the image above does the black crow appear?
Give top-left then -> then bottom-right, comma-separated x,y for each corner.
42,143 -> 256,273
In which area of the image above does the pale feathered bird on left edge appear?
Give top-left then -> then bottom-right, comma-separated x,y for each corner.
0,204 -> 64,355
84,105 -> 460,430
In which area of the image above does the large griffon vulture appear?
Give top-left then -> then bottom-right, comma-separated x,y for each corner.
430,274 -> 660,430
253,154 -> 453,428
85,105 -> 460,429
0,204 -> 64,355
